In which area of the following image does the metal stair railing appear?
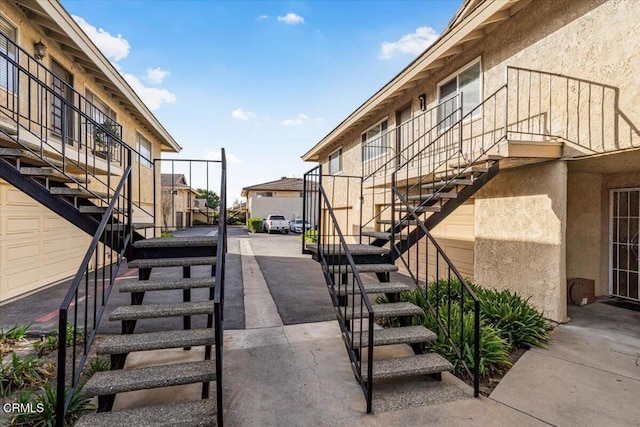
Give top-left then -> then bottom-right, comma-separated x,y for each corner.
0,33 -> 154,226
55,152 -> 133,425
212,150 -> 227,426
303,165 -> 375,413
360,96 -> 460,238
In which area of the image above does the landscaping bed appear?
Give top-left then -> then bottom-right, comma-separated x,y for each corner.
1,324 -> 109,425
377,279 -> 553,395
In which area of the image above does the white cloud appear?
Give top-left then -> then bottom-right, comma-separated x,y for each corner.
231,108 -> 256,121
123,73 -> 177,110
257,15 -> 269,21
205,150 -> 242,164
146,67 -> 169,84
72,15 -> 130,61
277,13 -> 304,25
379,26 -> 439,59
282,113 -> 311,126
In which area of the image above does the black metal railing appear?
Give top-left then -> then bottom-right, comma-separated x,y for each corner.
303,165 -> 375,413
0,33 -> 155,225
153,159 -> 221,237
505,66 -> 640,154
55,154 -> 133,425
360,96 -> 461,240
212,150 -> 227,426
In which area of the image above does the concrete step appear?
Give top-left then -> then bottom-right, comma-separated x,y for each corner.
109,301 -> 214,321
0,147 -> 59,167
327,263 -> 399,274
336,282 -> 411,296
377,219 -> 424,226
80,360 -> 217,398
407,192 -> 457,202
434,166 -> 489,181
307,243 -> 389,256
97,328 -> 215,355
397,205 -> 441,213
343,302 -> 423,320
363,353 -> 453,380
119,277 -> 215,293
349,325 -> 436,347
75,400 -> 217,427
106,222 -> 155,231
134,236 -> 217,249
449,154 -> 503,169
78,205 -> 130,214
49,186 -> 108,199
421,178 -> 473,190
19,167 -> 89,183
127,256 -> 216,269
361,231 -> 408,241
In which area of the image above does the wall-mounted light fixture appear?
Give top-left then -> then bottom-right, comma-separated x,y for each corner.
418,93 -> 427,111
33,40 -> 47,60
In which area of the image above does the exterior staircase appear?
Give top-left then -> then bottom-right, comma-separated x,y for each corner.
75,235 -> 221,426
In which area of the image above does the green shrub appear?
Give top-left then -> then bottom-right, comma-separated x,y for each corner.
476,288 -> 550,350
9,382 -> 95,426
301,229 -> 318,243
160,231 -> 175,238
1,324 -> 31,341
247,217 -> 263,233
88,357 -> 110,375
33,335 -> 57,357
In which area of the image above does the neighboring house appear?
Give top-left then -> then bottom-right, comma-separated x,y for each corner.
242,178 -> 304,221
0,1 -> 181,302
302,0 -> 640,322
192,197 -> 217,225
160,173 -> 199,230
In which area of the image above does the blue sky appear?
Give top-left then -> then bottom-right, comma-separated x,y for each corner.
61,0 -> 462,202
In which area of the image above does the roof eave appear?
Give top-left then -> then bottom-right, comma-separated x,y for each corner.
302,0 -> 522,162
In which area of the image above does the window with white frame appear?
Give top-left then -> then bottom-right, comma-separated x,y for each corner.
0,15 -> 16,93
438,60 -> 481,129
86,89 -> 117,122
328,147 -> 342,175
136,133 -> 152,167
361,120 -> 388,162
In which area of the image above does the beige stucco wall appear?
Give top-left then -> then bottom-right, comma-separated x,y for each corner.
566,172 -> 604,294
475,161 -> 568,322
0,1 -> 166,300
248,197 -> 302,222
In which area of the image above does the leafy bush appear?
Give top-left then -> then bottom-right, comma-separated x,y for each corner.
475,288 -> 550,350
33,336 -> 57,357
160,231 -> 175,238
247,217 -> 263,233
301,229 -> 318,243
9,382 -> 95,426
1,353 -> 53,396
1,324 -> 31,341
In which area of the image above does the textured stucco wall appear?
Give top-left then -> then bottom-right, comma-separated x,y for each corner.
475,161 -> 568,322
566,172 -> 603,294
248,197 -> 302,222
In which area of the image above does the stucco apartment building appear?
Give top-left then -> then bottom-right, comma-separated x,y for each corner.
242,177 -> 303,221
0,0 -> 180,302
160,173 -> 198,230
303,0 -> 640,322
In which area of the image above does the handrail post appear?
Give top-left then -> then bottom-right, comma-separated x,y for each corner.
474,299 -> 480,397
317,164 -> 323,246
126,149 -> 133,255
55,309 -> 67,426
504,67 -> 510,140
302,171 -> 307,253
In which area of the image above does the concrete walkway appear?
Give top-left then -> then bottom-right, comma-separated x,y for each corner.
491,302 -> 640,427
4,227 -> 640,425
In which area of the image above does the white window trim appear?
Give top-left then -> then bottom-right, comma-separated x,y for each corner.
85,86 -> 117,120
609,187 -> 640,299
0,13 -> 18,95
136,131 -> 153,168
361,118 -> 389,164
436,57 -> 483,123
328,146 -> 343,175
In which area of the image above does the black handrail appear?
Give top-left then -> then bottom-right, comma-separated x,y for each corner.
303,165 -> 375,413
55,153 -> 133,425
213,149 -> 226,426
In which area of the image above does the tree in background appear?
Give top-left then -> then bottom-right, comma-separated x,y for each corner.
196,188 -> 220,210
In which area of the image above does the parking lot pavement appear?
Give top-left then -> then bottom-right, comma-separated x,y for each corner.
247,232 -> 336,325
